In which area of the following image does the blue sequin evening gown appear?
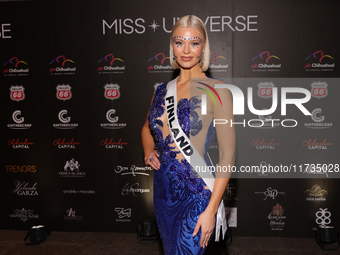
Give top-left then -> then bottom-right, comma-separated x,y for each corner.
148,82 -> 215,255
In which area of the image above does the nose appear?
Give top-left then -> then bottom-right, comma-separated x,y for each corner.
183,43 -> 190,54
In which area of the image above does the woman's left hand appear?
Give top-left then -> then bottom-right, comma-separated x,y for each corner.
192,209 -> 216,249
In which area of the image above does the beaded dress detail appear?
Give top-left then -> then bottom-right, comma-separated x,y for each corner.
148,82 -> 215,255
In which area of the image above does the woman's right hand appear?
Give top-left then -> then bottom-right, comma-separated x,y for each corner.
145,150 -> 160,170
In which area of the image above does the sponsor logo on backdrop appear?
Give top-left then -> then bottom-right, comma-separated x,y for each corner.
12,180 -> 38,196
3,57 -> 29,76
302,138 -> 333,150
304,108 -> 332,129
225,207 -> 237,227
250,138 -> 280,149
257,82 -> 274,98
209,142 -> 219,150
305,185 -> 327,201
305,51 -> 335,72
53,138 -> 80,149
64,208 -> 83,222
49,55 -> 76,75
147,53 -> 172,73
121,183 -> 150,197
253,112 -> 280,129
252,51 -> 281,72
56,85 -> 72,101
209,52 -> 228,72
8,110 -> 32,129
268,203 -> 286,230
59,158 -> 85,177
100,138 -> 127,149
97,54 -> 125,74
104,84 -> 120,100
114,165 -> 153,176
114,207 -> 132,222
63,189 -> 95,195
10,85 -> 25,101
9,208 -> 39,222
7,138 -> 33,149
53,109 -> 78,129
0,23 -> 11,39
303,164 -> 329,177
255,187 -> 285,201
310,82 -> 328,99
102,15 -> 258,35
315,208 -> 331,227
224,183 -> 239,201
100,109 -> 127,129
5,165 -> 36,173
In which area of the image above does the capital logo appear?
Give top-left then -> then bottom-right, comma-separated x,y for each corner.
250,138 -> 280,149
9,208 -> 38,222
97,54 -> 125,74
49,55 -> 76,75
302,138 -> 333,150
64,158 -> 80,171
7,138 -> 33,149
316,208 -> 331,227
100,138 -> 128,149
56,85 -> 72,101
53,138 -> 80,149
12,180 -> 38,196
100,109 -> 126,129
104,84 -> 120,100
305,51 -> 335,71
252,51 -> 281,71
310,82 -> 328,99
115,208 -> 131,218
59,110 -> 70,123
64,208 -> 83,222
257,82 -> 274,98
10,86 -> 25,101
305,185 -> 327,201
147,53 -> 171,73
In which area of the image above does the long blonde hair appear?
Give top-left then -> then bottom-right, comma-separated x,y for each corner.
169,15 -> 210,71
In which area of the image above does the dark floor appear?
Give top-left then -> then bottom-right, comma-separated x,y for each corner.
0,230 -> 339,255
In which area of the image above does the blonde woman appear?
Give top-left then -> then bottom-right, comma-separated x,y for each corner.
142,15 -> 235,254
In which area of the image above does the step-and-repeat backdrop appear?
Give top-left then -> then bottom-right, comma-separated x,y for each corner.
1,0 -> 340,237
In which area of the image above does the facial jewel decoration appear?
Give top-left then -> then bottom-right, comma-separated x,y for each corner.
173,36 -> 203,49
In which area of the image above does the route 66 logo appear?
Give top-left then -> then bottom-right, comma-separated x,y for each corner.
10,85 -> 25,102
56,84 -> 72,101
257,82 -> 274,99
104,84 -> 120,100
310,82 -> 328,99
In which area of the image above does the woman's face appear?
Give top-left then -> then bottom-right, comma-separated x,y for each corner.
172,27 -> 205,70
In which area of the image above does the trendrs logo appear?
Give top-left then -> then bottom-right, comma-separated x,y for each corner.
5,165 -> 36,173
8,110 -> 32,129
53,109 -> 78,129
147,53 -> 171,73
104,84 -> 120,100
252,51 -> 281,71
49,55 -> 76,75
3,57 -> 29,76
98,54 -> 125,74
305,51 -> 335,71
10,85 -> 25,101
56,85 -> 72,101
100,109 -> 127,129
